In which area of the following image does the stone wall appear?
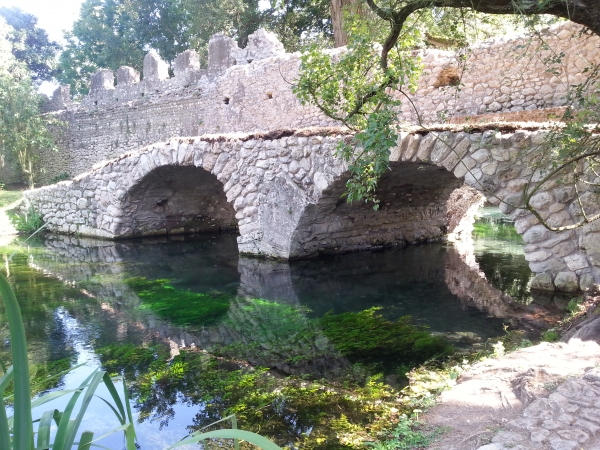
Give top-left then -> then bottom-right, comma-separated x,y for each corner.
23,126 -> 600,292
38,22 -> 600,183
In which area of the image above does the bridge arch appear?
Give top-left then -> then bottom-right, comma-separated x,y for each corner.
288,160 -> 478,258
121,165 -> 237,237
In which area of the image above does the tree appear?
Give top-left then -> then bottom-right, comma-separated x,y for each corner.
57,0 -> 263,96
0,7 -> 61,83
295,0 -> 600,227
0,18 -> 58,188
56,0 -> 146,96
263,0 -> 333,51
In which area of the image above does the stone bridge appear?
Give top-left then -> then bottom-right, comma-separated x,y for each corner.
22,22 -> 600,292
24,124 -> 600,292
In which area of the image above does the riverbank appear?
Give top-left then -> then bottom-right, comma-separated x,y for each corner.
424,302 -> 600,450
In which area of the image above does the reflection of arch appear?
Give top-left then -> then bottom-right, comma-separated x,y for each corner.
289,161 -> 474,258
123,165 -> 237,237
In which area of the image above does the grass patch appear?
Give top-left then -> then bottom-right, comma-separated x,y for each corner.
0,189 -> 22,208
473,220 -> 522,242
125,277 -> 232,327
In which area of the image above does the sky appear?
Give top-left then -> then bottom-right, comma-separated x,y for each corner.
0,0 -> 84,95
0,0 -> 83,43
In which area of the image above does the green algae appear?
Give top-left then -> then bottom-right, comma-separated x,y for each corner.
124,277 -> 232,327
320,307 -> 454,377
217,297 -> 338,367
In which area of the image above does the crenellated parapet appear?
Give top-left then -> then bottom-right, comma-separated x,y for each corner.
46,29 -> 287,111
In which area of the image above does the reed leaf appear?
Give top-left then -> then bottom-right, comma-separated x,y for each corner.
169,429 -> 283,450
36,409 -> 57,449
76,431 -> 93,450
0,272 -> 33,450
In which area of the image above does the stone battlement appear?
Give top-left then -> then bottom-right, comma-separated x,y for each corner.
39,22 -> 599,184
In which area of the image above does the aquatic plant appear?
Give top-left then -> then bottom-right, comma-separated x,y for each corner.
125,277 -> 232,327
1,357 -> 74,402
319,307 -> 454,377
218,298 -> 339,367
97,345 -> 406,449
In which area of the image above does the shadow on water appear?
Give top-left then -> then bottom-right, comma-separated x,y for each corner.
0,208 -> 571,449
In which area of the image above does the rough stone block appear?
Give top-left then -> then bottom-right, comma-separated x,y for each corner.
530,273 -> 554,291
143,50 -> 169,81
174,50 -> 201,77
89,70 -> 115,95
116,66 -> 140,85
208,34 -> 238,71
554,271 -> 579,293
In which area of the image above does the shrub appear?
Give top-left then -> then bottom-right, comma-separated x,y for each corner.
8,206 -> 44,234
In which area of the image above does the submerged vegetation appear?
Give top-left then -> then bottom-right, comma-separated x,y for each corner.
94,293 -> 456,448
320,307 -> 454,378
125,277 -> 232,327
96,344 -> 445,449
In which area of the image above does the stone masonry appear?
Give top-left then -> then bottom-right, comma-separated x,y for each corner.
23,125 -> 600,292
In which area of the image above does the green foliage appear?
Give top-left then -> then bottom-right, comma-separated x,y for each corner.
0,19 -> 59,188
57,0 -> 262,96
294,8 -> 420,207
125,276 -> 232,326
366,416 -> 442,449
541,329 -> 560,342
262,0 -> 332,51
320,307 -> 454,377
0,7 -> 60,82
472,221 -> 523,242
8,206 -> 44,234
566,297 -> 585,315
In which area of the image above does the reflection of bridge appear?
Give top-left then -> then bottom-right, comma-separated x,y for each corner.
27,25 -> 600,291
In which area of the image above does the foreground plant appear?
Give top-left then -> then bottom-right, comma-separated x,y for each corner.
0,271 -> 137,450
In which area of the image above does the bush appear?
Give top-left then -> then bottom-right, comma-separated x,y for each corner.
8,206 -> 44,234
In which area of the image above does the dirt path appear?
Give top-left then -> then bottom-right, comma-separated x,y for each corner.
424,339 -> 600,450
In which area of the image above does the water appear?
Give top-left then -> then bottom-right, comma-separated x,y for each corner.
0,207 -> 567,449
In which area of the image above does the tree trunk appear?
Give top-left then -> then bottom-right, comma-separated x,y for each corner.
331,0 -> 349,47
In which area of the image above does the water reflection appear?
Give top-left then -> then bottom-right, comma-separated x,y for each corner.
0,209 -> 571,449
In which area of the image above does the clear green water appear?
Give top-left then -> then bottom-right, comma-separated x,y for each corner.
0,208 -> 566,449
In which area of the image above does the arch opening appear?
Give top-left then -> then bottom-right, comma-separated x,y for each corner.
123,165 -> 238,237
290,161 -> 481,258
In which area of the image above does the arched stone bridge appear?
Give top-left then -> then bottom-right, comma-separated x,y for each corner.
24,125 -> 600,292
